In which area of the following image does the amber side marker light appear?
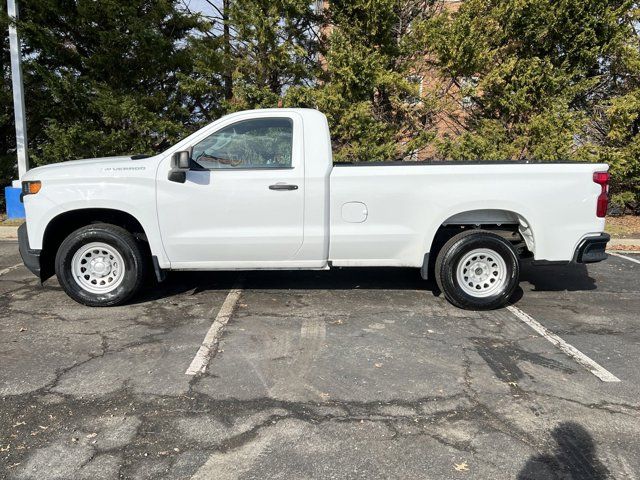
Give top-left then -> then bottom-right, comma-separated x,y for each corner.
21,180 -> 42,196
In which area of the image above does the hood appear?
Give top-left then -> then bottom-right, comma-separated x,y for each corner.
21,155 -> 158,181
23,156 -> 132,176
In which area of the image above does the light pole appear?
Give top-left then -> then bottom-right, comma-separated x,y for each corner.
5,0 -> 28,218
7,0 -> 29,180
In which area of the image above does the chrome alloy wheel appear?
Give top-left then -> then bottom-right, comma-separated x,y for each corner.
71,242 -> 126,294
455,248 -> 508,298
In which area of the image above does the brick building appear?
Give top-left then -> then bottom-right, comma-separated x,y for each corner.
316,0 -> 469,160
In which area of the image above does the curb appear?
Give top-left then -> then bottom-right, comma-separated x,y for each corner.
607,238 -> 640,246
607,238 -> 640,252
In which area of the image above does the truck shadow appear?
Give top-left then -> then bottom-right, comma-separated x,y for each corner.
519,260 -> 597,292
136,267 -> 435,304
517,422 -> 609,480
134,261 -> 598,304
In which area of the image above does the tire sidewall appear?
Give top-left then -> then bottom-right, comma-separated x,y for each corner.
55,226 -> 142,306
439,234 -> 519,309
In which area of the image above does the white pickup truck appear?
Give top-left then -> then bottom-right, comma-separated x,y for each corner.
18,108 -> 610,309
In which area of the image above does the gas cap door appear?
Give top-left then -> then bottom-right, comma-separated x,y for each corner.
342,202 -> 368,223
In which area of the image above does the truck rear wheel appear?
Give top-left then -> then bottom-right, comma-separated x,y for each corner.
434,230 -> 519,310
55,223 -> 146,306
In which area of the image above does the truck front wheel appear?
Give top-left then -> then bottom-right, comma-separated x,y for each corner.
55,223 -> 146,307
434,230 -> 519,310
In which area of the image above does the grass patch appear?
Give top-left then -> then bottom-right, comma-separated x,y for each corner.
0,214 -> 25,226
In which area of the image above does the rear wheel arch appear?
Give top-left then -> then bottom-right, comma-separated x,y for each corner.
422,209 -> 534,279
434,229 -> 520,310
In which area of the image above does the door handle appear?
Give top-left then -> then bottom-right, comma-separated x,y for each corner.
269,183 -> 298,191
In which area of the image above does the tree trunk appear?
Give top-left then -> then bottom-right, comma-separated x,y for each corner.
223,0 -> 233,101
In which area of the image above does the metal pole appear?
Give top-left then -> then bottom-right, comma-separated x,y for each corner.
7,0 -> 29,179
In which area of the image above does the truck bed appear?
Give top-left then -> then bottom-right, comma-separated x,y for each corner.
328,161 -> 607,266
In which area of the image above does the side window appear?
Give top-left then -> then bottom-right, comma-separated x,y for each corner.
192,118 -> 293,169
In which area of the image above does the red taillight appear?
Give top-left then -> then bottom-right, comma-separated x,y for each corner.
593,172 -> 609,185
593,171 -> 609,218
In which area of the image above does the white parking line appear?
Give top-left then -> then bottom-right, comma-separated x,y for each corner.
506,305 -> 621,383
0,263 -> 22,277
609,252 -> 640,265
185,282 -> 243,376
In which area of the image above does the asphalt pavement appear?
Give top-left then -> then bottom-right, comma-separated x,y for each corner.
1,240 -> 639,479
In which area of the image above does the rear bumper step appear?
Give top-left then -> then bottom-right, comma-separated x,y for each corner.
573,233 -> 610,264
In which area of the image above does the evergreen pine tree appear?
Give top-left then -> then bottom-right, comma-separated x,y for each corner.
415,0 -> 640,207
286,0 -> 437,162
17,0 -> 202,164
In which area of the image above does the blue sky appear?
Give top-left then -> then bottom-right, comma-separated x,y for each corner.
181,0 -> 218,16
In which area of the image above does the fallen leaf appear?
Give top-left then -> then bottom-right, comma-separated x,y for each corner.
454,462 -> 469,472
374,363 -> 383,368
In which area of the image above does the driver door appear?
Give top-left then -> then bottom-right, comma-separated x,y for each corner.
156,112 -> 305,268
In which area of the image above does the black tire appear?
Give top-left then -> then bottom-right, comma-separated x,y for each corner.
54,223 -> 147,306
434,230 -> 519,310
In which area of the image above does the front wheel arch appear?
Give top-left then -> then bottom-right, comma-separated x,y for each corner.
40,208 -> 151,282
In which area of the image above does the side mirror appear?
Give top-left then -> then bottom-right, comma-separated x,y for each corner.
168,150 -> 191,183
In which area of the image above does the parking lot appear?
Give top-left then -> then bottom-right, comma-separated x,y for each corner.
1,239 -> 639,479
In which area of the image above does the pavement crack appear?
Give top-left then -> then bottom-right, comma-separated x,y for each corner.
525,391 -> 640,415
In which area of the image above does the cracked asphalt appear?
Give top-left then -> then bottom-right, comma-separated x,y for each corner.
1,240 -> 639,479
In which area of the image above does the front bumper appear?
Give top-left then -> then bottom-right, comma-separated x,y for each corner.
18,223 -> 42,279
573,233 -> 610,263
